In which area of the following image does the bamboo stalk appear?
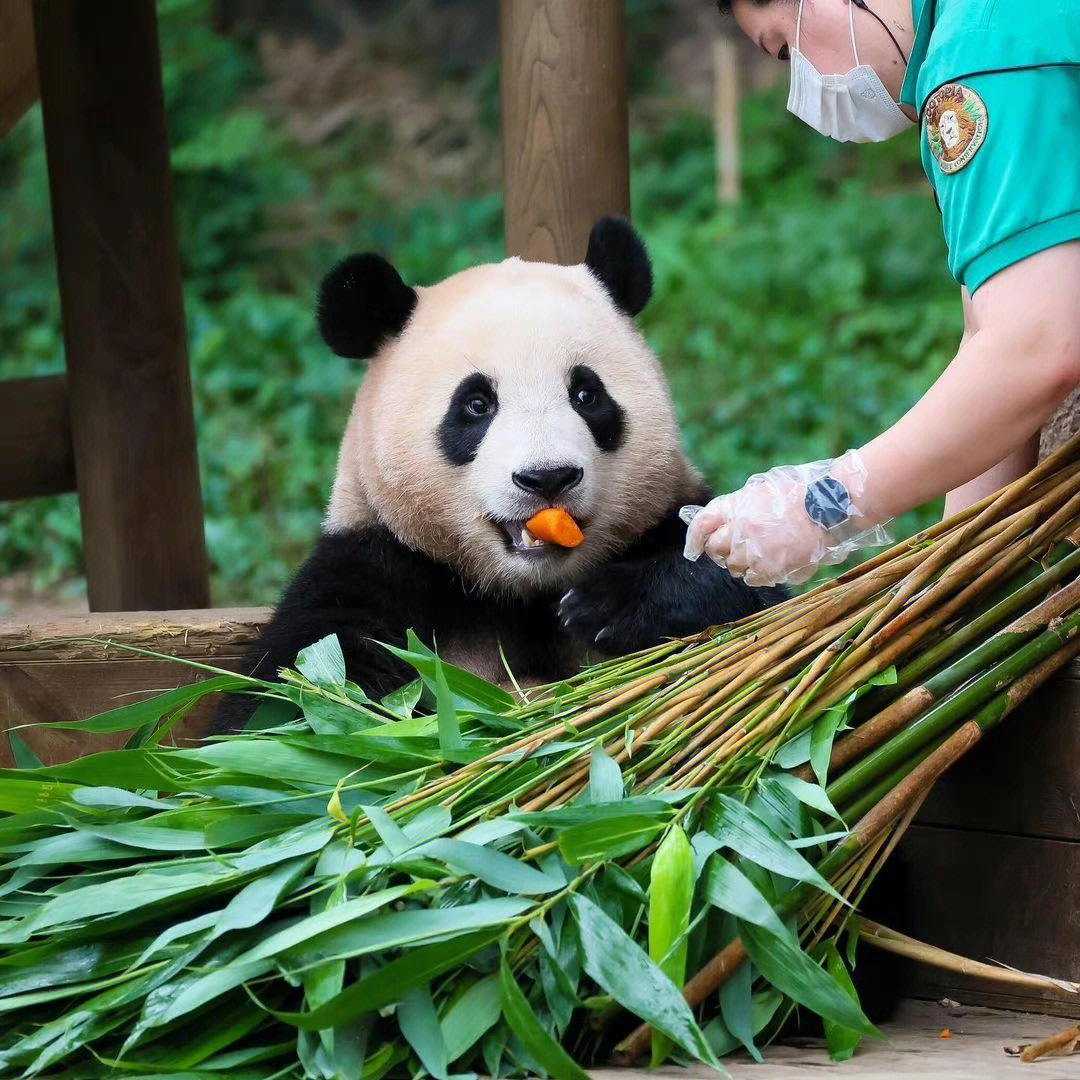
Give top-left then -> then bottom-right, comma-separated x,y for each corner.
828,604 -> 1080,808
823,568 -> 1080,778
858,919 -> 1080,998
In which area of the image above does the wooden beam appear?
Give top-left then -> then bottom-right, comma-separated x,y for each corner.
0,374 -> 75,499
32,0 -> 210,612
500,0 -> 630,264
0,607 -> 270,766
0,0 -> 37,140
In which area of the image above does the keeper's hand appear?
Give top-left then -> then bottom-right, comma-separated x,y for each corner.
681,451 -> 891,587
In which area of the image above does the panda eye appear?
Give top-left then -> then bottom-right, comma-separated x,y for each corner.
464,395 -> 492,418
574,386 -> 598,409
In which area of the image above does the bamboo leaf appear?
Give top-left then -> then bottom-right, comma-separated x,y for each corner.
569,893 -> 720,1069
441,974 -> 501,1062
381,679 -> 423,719
511,797 -> 676,829
36,675 -> 253,732
557,815 -> 665,864
702,855 -> 793,942
738,921 -> 879,1038
810,707 -> 847,787
585,744 -> 623,803
398,982 -> 450,1079
411,838 -> 563,895
703,793 -> 843,902
381,632 -> 514,712
819,941 -> 862,1061
498,956 -> 592,1080
361,802 -> 410,855
238,882 -> 427,963
718,949 -> 761,1063
295,635 -> 347,690
8,732 -> 43,770
434,658 -> 466,759
277,897 -> 530,970
272,928 -> 503,1029
765,772 -> 842,821
648,826 -> 695,1067
704,990 -> 784,1057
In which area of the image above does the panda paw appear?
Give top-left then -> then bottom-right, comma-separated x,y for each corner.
558,562 -> 657,656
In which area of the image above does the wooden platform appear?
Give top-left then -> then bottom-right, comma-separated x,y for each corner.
0,608 -> 268,766
604,1000 -> 1076,1078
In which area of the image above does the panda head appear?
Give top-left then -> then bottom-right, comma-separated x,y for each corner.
319,217 -> 696,594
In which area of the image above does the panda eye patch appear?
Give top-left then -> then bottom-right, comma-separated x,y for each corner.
569,365 -> 626,452
438,373 -> 498,465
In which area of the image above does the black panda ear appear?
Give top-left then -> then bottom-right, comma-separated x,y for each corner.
583,217 -> 653,318
317,254 -> 418,359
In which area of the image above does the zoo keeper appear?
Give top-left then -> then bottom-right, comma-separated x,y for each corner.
683,0 -> 1080,586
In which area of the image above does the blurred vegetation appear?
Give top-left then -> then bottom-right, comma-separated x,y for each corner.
0,0 -> 958,607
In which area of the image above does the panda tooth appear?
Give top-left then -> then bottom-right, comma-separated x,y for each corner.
520,527 -> 544,549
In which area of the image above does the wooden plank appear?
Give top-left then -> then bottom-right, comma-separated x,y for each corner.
0,374 -> 75,499
32,0 -> 210,611
0,607 -> 269,765
626,999 -> 1076,1077
917,671 -> 1080,842
900,825 -> 1080,1018
0,0 -> 37,140
500,0 -> 630,264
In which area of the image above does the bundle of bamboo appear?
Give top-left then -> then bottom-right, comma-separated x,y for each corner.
4,435 -> 1080,1078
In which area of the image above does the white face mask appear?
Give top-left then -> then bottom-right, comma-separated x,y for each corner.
786,0 -> 913,143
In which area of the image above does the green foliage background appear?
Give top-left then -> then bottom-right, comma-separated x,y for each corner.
0,0 -> 958,607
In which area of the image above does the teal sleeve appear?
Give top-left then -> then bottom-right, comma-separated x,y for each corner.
923,65 -> 1080,293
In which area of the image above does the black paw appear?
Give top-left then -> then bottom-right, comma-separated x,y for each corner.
558,562 -> 660,656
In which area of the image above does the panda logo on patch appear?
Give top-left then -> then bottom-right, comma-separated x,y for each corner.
925,83 -> 988,174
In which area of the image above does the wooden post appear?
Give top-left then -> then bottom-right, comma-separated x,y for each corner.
500,0 -> 630,265
0,375 -> 75,500
0,0 -> 37,140
712,33 -> 742,205
32,0 -> 210,612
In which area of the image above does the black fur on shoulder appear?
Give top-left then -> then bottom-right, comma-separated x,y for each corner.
584,217 -> 653,318
317,253 -> 417,359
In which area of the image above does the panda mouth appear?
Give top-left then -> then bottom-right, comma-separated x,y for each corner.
492,519 -> 581,557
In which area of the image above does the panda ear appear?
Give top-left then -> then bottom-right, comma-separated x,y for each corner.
583,217 -> 653,318
317,254 -> 418,359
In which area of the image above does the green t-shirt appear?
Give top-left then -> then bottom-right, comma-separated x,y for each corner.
900,0 -> 1080,292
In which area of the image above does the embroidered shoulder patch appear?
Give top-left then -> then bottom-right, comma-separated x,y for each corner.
924,84 -> 988,174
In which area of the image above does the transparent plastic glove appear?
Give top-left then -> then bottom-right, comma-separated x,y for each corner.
680,450 -> 892,587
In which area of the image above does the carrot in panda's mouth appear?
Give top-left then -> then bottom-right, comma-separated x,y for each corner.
525,508 -> 585,548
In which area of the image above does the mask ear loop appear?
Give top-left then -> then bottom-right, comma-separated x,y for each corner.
848,0 -> 861,65
851,0 -> 910,64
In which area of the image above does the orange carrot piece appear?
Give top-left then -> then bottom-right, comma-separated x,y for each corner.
526,508 -> 585,548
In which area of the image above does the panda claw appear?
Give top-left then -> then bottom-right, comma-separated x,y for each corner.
594,626 -> 613,645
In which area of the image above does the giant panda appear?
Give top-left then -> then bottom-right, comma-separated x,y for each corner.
214,218 -> 784,731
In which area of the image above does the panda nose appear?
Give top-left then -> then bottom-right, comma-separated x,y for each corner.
512,466 -> 583,500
